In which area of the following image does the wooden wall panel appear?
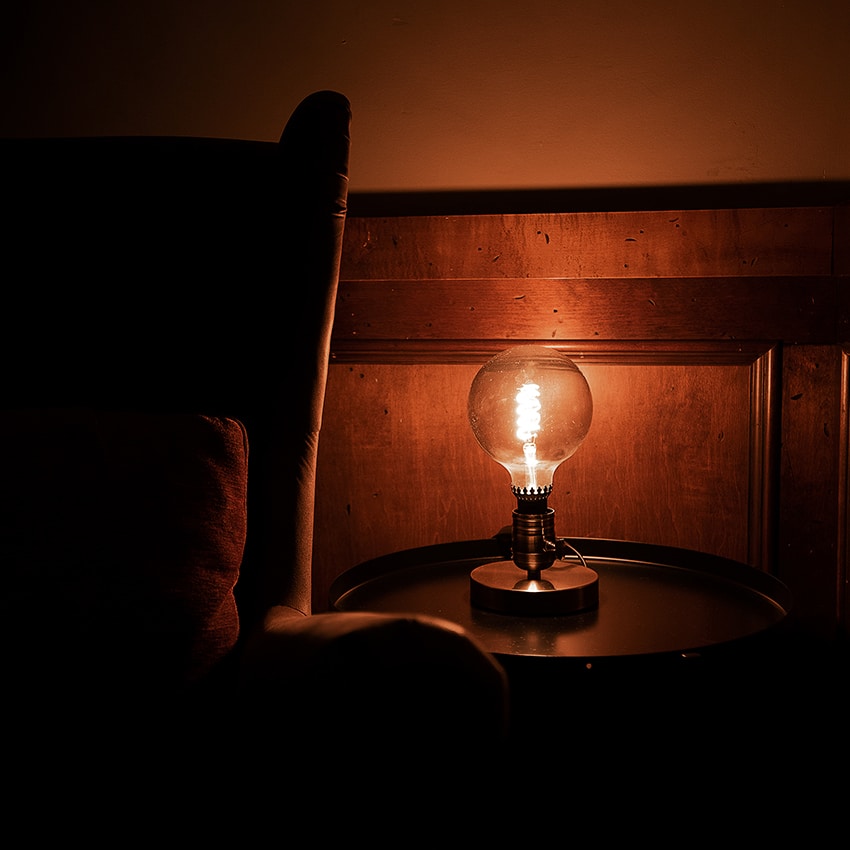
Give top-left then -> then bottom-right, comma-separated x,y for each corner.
313,206 -> 845,640
778,345 -> 844,638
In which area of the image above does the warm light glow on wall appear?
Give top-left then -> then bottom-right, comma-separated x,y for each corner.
3,1 -> 847,192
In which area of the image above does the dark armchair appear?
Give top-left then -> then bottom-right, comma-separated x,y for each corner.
0,91 -> 508,780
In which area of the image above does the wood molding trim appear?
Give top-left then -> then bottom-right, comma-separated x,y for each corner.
749,345 -> 779,571
840,347 -> 850,633
332,338 -> 773,365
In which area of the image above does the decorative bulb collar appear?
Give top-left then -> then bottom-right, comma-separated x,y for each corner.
510,484 -> 552,499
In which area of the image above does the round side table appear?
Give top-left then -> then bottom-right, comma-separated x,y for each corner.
331,536 -> 796,735
331,535 -> 791,667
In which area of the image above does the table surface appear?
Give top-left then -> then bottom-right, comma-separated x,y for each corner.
330,536 -> 792,665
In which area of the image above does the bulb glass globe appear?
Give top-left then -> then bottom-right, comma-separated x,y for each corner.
468,345 -> 592,493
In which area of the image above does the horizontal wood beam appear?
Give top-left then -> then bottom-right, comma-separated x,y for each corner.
342,208 -> 834,280
333,277 -> 839,344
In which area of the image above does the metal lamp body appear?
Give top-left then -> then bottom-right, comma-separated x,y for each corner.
470,502 -> 599,616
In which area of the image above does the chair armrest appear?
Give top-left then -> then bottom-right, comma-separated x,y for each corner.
237,605 -> 510,759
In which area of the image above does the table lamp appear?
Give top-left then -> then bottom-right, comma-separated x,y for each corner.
467,345 -> 598,615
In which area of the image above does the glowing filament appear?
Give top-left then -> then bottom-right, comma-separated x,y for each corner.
516,382 -> 541,488
516,382 -> 541,443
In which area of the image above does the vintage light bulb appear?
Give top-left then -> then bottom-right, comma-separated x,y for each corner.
468,345 -> 593,496
467,345 -> 599,616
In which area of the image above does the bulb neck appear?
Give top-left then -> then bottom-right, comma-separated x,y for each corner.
511,485 -> 552,514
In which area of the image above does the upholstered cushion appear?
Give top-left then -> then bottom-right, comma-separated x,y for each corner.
0,410 -> 248,701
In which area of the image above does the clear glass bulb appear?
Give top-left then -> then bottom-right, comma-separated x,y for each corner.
468,345 -> 592,493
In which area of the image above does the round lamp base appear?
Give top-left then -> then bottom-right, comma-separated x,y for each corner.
470,561 -> 599,616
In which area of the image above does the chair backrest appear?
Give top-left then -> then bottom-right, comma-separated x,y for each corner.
0,91 -> 351,692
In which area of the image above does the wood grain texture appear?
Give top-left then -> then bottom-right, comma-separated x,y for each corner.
334,277 -> 836,344
341,209 -> 834,280
777,345 -> 844,638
